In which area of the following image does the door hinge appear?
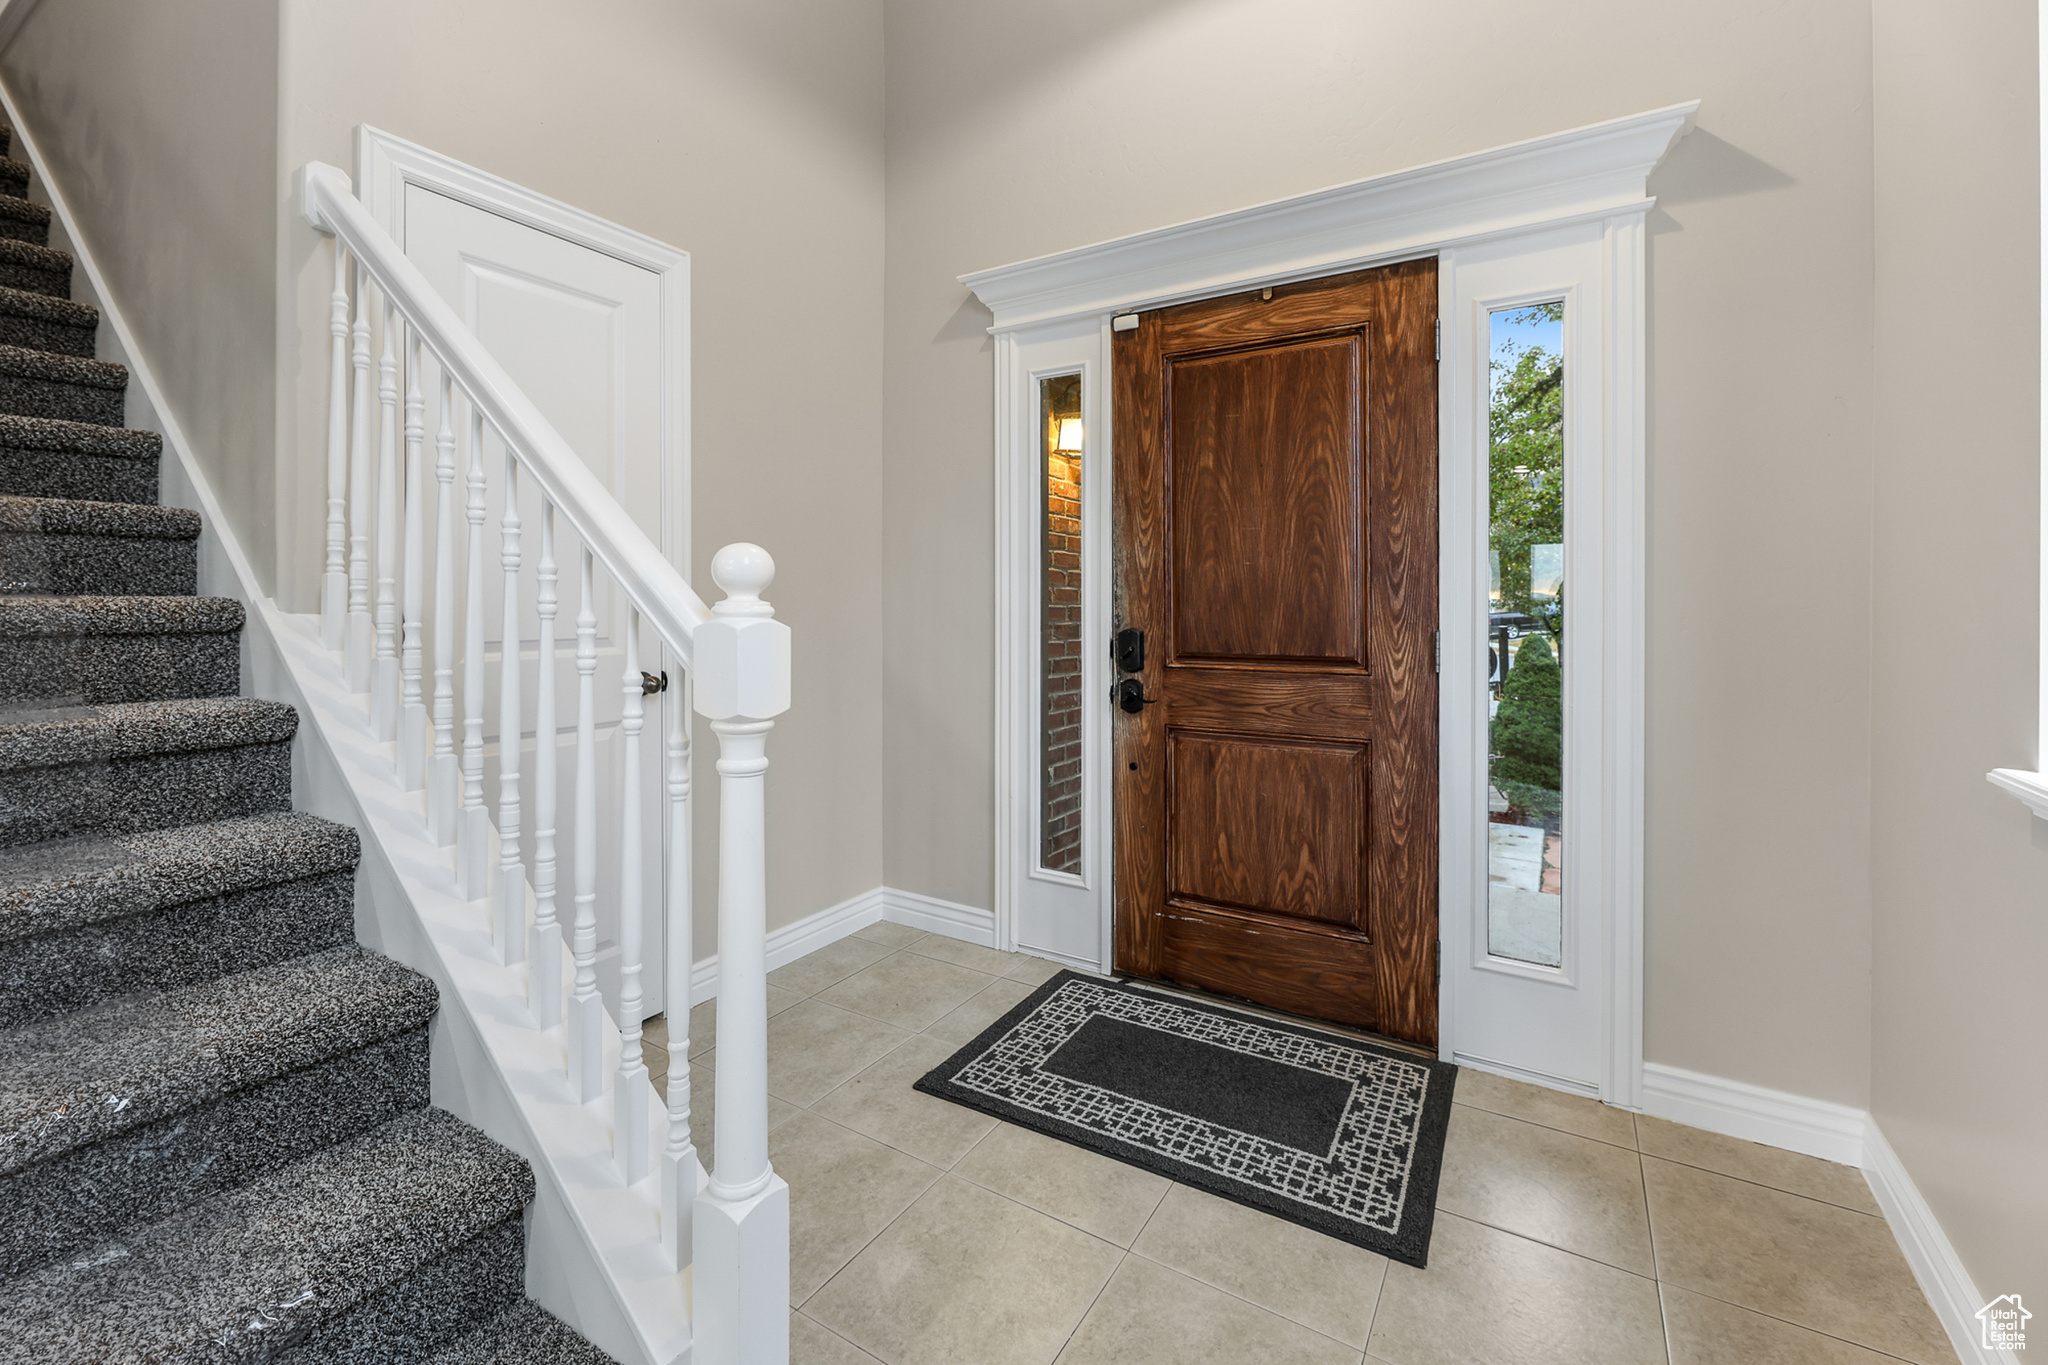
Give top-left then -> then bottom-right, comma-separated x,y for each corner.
1434,317 -> 1440,362
1434,630 -> 1440,675
1435,939 -> 1441,984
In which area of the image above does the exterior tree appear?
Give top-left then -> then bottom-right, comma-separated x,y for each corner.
1490,303 -> 1564,637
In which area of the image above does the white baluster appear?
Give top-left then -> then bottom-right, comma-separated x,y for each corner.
456,408 -> 491,899
427,374 -> 459,846
528,500 -> 562,1027
345,260 -> 373,692
398,332 -> 427,788
660,674 -> 696,1268
371,299 -> 401,739
615,611 -> 649,1182
566,548 -> 604,1100
495,450 -> 528,963
694,544 -> 792,1363
320,246 -> 349,651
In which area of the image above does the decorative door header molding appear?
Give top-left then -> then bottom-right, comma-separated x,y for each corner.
960,101 -> 1698,333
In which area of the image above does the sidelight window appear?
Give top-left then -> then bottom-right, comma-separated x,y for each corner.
1040,373 -> 1085,875
1486,303 -> 1565,966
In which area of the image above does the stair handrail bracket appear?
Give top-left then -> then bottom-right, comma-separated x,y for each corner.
297,157 -> 791,1365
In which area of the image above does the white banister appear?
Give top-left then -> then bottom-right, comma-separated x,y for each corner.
428,376 -> 459,845
321,247 -> 349,650
615,614 -> 649,1183
495,450 -> 527,963
567,546 -> 603,1101
529,499 -> 562,1028
371,300 -> 401,740
457,408 -> 490,899
661,674 -> 695,1269
301,162 -> 791,1362
346,259 -> 373,692
399,333 -> 427,789
694,544 -> 791,1365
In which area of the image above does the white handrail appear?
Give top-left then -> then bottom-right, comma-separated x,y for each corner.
298,162 -> 712,662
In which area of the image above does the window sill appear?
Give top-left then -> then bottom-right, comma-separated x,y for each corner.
1987,768 -> 2048,819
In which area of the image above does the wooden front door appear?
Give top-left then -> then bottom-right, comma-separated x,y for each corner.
1111,257 -> 1439,1044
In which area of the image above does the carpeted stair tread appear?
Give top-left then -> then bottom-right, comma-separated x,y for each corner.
0,495 -> 201,596
0,414 -> 162,505
0,410 -> 155,460
0,594 -> 244,704
0,282 -> 94,352
0,942 -> 436,1175
0,1107 -> 533,1365
429,1299 -> 616,1365
0,340 -> 123,390
0,236 -> 71,299
0,810 -> 356,945
0,341 -> 125,425
0,1028 -> 427,1281
0,492 -> 194,540
0,593 -> 240,638
0,694 -> 292,771
0,195 -> 51,248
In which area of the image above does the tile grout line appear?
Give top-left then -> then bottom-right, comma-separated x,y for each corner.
1633,1147 -> 1888,1219
1638,1112 -> 1678,1365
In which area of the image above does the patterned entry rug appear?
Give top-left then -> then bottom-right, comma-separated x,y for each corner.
915,971 -> 1457,1267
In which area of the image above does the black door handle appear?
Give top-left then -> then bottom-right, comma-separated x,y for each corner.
1113,678 -> 1159,714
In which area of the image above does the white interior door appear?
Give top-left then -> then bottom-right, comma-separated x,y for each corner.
405,184 -> 670,1019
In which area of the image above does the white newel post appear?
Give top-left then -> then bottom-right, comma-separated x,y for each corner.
693,543 -> 791,1365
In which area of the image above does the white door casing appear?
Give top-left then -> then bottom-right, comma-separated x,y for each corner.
964,103 -> 1691,1107
356,127 -> 689,1019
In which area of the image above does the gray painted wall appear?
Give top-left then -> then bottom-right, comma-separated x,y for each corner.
1872,0 -> 2046,1311
2,0 -> 280,592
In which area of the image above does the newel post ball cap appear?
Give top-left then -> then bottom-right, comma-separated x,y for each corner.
695,542 -> 791,721
711,543 -> 775,616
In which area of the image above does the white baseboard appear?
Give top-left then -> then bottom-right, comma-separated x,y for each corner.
687,887 -> 886,1005
879,887 -> 997,946
1863,1118 -> 2021,1365
682,885 -> 999,1005
1640,1062 -> 1868,1166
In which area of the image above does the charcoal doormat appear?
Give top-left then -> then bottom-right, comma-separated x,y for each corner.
914,971 -> 1456,1267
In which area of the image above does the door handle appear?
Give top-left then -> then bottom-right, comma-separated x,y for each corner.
1112,678 -> 1159,714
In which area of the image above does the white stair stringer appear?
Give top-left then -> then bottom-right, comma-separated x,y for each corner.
256,602 -> 697,1365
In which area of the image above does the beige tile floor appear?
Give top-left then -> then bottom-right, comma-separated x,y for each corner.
644,927 -> 1958,1365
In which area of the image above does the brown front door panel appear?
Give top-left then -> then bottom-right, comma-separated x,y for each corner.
1112,258 -> 1439,1044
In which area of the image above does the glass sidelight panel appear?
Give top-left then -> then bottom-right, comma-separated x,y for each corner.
1486,303 -> 1565,966
1040,374 -> 1085,874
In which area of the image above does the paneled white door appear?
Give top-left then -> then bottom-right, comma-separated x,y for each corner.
405,184 -> 671,1019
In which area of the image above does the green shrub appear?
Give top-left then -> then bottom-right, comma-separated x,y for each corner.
1492,633 -> 1562,793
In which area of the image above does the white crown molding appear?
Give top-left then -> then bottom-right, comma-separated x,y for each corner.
1640,1062 -> 1868,1166
959,101 -> 1697,332
1864,1119 -> 2021,1365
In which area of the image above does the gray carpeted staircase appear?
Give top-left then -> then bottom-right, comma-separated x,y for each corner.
0,127 -> 611,1364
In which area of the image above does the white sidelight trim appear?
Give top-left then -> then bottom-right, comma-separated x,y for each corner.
1864,1119 -> 2025,1365
965,103 -> 1694,1094
1640,1062 -> 1868,1166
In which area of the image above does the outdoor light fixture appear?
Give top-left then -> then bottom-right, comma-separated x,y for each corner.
1055,417 -> 1084,453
